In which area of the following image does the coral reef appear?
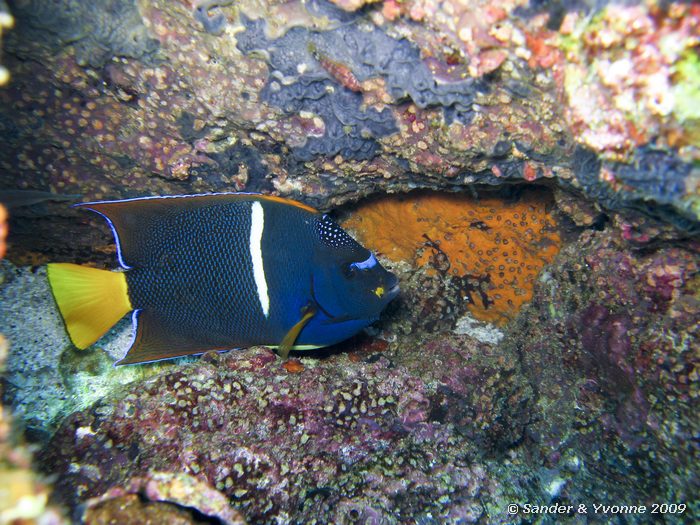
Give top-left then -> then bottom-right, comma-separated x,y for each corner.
555,2 -> 700,161
343,187 -> 562,324
0,0 -> 698,523
43,338 -> 533,523
237,14 -> 402,161
0,0 -> 697,266
509,218 -> 700,517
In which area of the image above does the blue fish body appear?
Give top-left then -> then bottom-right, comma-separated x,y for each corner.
47,193 -> 399,365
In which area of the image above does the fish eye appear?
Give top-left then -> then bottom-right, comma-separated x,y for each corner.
347,253 -> 376,276
343,264 -> 357,278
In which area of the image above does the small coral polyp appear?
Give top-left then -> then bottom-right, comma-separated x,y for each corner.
343,188 -> 561,324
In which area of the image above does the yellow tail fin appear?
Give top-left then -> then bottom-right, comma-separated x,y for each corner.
47,263 -> 132,349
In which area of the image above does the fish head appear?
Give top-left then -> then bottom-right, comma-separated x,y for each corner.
311,215 -> 399,323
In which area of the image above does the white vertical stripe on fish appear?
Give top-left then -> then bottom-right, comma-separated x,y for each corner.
250,201 -> 270,318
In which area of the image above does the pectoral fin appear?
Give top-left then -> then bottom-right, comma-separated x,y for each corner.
277,305 -> 317,360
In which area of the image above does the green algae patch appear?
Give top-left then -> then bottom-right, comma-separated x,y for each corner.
672,49 -> 700,154
58,344 -> 173,420
672,50 -> 700,125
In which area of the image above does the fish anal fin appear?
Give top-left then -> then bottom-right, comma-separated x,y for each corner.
47,263 -> 131,349
116,310 -> 223,365
278,305 -> 317,360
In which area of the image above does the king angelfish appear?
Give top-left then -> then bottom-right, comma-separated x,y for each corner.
47,193 -> 399,365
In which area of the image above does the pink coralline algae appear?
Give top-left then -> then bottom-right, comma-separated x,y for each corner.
513,220 -> 699,509
556,3 -> 700,162
43,339 -> 531,523
0,55 -> 218,197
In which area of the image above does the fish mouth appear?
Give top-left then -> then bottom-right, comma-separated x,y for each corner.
384,278 -> 400,301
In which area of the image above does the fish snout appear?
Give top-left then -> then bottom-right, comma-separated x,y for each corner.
384,273 -> 400,301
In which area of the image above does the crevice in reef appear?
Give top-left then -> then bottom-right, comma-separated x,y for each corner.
339,185 -> 570,331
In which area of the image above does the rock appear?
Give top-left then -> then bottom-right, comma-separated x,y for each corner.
82,472 -> 246,525
0,0 -> 698,264
43,339 -> 532,523
510,222 -> 700,510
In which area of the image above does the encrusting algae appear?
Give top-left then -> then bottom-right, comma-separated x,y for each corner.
0,204 -> 6,260
343,189 -> 562,325
0,205 -> 66,524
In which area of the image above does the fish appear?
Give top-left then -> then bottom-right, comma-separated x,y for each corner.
47,193 -> 399,365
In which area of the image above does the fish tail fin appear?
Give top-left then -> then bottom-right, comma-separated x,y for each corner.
47,263 -> 132,349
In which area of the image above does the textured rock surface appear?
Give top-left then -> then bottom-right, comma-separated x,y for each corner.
7,0 -> 159,67
0,0 -> 698,523
43,339 -> 533,524
82,472 -> 247,525
510,218 -> 700,515
1,0 -> 698,264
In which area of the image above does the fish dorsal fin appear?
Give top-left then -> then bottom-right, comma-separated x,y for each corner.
116,309 -> 228,365
77,193 -> 318,269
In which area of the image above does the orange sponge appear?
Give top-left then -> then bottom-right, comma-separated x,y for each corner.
343,189 -> 561,324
